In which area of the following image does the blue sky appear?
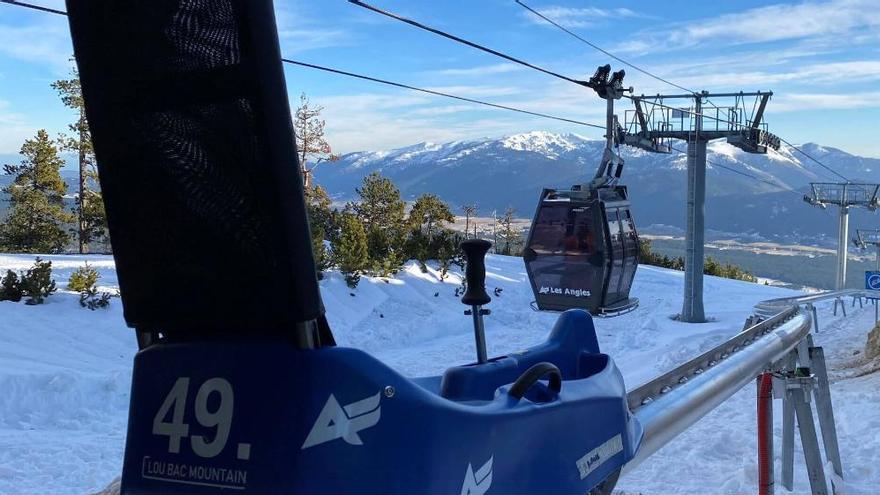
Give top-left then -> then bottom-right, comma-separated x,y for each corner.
1,0 -> 879,158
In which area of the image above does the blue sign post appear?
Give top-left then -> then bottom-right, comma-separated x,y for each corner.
865,271 -> 880,323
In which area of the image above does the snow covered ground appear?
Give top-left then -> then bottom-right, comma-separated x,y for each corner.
0,253 -> 878,494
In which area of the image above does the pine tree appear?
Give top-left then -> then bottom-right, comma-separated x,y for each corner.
352,172 -> 407,275
498,207 -> 519,256
306,185 -> 334,235
1,130 -> 74,253
434,229 -> 462,281
409,193 -> 454,242
68,262 -> 113,309
0,270 -> 22,302
405,229 -> 431,272
67,262 -> 100,293
294,93 -> 339,190
405,194 -> 455,272
20,257 -> 57,305
335,212 -> 370,288
461,203 -> 477,239
305,185 -> 335,276
52,69 -> 107,253
704,256 -> 720,277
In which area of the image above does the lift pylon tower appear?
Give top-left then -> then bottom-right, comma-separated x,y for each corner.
624,91 -> 780,322
853,228 -> 880,270
805,183 -> 880,290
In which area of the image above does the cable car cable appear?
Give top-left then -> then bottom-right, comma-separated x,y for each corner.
514,0 -> 722,113
778,136 -> 851,183
1,0 -> 855,185
348,0 -> 588,87
0,0 -> 65,15
349,0 -> 854,184
667,145 -> 799,194
0,1 -> 605,131
513,1 -> 851,183
349,1 -> 764,130
514,0 -> 697,96
283,59 -> 606,130
289,60 -> 804,195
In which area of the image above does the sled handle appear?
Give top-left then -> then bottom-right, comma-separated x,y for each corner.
508,362 -> 562,400
460,239 -> 492,306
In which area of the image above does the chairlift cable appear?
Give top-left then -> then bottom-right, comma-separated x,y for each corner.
350,0 -> 854,183
349,1 -> 771,133
283,59 -> 606,130
0,0 -> 65,15
514,0 -> 697,96
779,136 -> 851,183
668,145 -> 799,195
348,0 -> 587,86
0,1 -> 605,130
1,0 -> 854,186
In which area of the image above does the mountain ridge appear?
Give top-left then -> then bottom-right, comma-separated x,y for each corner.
315,131 -> 880,245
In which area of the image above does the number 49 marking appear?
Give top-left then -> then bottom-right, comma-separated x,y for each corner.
152,377 -> 237,459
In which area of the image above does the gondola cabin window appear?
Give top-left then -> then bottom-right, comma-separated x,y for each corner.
606,208 -> 623,295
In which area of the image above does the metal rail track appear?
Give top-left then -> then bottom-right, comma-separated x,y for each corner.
754,288 -> 879,317
620,287 -> 872,474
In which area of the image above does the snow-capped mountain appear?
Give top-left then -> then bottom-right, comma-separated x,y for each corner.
315,131 -> 880,244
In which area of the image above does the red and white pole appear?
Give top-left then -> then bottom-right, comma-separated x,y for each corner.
757,372 -> 774,495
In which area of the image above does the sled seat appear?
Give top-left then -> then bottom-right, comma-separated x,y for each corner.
439,309 -> 605,402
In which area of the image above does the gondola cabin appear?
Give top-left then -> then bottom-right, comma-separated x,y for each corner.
523,185 -> 639,315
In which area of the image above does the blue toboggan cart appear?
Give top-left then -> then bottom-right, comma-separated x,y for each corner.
64,1 -> 643,492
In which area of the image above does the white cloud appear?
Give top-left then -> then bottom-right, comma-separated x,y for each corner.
669,60 -> 880,89
675,0 -> 880,45
323,111 -> 534,154
490,79 -> 607,121
304,79 -> 607,154
310,93 -> 431,113
407,104 -> 479,117
429,64 -> 524,77
0,22 -> 73,74
422,85 -> 525,98
772,91 -> 880,112
277,28 -> 349,53
0,101 -> 33,154
522,5 -> 645,28
274,1 -> 350,53
614,0 -> 880,54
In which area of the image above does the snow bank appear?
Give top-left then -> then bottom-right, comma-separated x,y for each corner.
0,253 -> 878,494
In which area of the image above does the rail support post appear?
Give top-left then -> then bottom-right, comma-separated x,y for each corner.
779,352 -> 797,491
810,346 -> 843,483
772,339 -> 844,495
804,303 -> 820,333
832,297 -> 846,317
789,380 -> 827,495
757,373 -> 774,495
781,390 -> 795,489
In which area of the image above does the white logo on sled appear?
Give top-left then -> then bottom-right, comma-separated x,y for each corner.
576,434 -> 623,480
460,455 -> 493,495
539,286 -> 591,298
301,392 -> 381,449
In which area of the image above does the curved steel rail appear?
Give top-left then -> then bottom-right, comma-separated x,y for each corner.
754,288 -> 879,317
622,306 -> 810,474
623,286 -> 875,474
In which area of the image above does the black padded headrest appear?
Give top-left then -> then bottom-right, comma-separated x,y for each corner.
66,0 -> 324,335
